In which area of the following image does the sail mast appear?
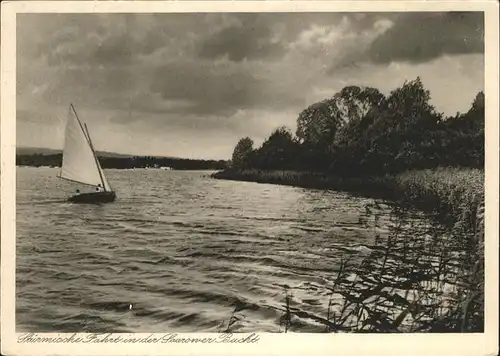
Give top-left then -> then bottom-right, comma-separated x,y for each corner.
83,123 -> 108,192
70,104 -> 90,143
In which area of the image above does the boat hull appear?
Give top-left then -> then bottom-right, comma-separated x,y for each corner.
68,191 -> 116,204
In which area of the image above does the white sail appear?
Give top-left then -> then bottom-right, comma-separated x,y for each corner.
60,105 -> 108,189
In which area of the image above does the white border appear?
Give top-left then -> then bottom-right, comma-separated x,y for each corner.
2,2 -> 499,356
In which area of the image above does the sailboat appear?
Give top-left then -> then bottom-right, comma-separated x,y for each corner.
58,104 -> 117,204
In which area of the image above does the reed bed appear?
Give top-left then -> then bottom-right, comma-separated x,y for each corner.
316,203 -> 484,333
393,168 -> 484,231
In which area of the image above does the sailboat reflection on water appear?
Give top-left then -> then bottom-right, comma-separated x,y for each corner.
57,104 -> 117,204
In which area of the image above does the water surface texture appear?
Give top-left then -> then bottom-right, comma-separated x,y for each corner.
17,167 -> 417,332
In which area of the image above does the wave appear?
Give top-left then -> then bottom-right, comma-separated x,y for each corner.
16,169 -> 438,333
85,301 -> 134,312
17,199 -> 69,205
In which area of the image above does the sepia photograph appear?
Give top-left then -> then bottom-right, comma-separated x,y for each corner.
1,1 -> 499,355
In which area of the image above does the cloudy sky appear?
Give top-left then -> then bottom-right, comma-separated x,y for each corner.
17,12 -> 484,159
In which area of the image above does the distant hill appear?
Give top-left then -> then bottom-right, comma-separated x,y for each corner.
16,147 -> 61,155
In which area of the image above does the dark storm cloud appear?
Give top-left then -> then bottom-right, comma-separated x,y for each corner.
42,18 -> 161,66
20,13 -> 211,67
196,13 -> 350,62
365,12 -> 484,64
147,60 -> 305,116
197,15 -> 285,61
18,12 -> 485,123
38,67 -> 135,108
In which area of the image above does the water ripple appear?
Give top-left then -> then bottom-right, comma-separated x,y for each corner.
16,167 -> 423,333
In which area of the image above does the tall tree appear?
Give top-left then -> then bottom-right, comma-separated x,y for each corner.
438,91 -> 485,167
332,86 -> 386,147
231,137 -> 254,168
255,126 -> 299,170
296,100 -> 340,148
385,76 -> 441,129
297,86 -> 386,151
331,78 -> 443,174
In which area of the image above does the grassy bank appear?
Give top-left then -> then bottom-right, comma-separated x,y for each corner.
213,167 -> 484,332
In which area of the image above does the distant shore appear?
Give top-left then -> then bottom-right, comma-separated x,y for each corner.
16,153 -> 229,171
16,165 -> 220,172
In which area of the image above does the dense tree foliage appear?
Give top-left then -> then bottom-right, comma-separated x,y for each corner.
231,137 -> 254,168
232,78 -> 484,176
251,126 -> 300,170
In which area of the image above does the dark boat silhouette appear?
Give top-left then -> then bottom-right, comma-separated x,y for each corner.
68,191 -> 117,204
57,104 -> 117,204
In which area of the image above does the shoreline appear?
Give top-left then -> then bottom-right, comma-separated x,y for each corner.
16,165 -> 219,171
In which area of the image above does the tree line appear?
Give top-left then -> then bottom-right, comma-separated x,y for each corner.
16,154 -> 229,170
231,77 -> 484,177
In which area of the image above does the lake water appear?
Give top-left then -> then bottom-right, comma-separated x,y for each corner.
17,167 -> 420,333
